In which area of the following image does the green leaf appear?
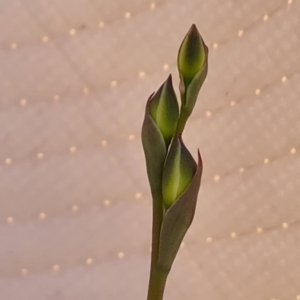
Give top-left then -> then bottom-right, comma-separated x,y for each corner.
142,93 -> 167,200
157,151 -> 203,273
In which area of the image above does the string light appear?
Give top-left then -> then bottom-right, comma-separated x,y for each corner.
255,88 -> 261,95
118,252 -> 124,259
42,36 -> 49,43
99,21 -> 105,28
83,88 -> 89,95
138,71 -> 145,78
282,222 -> 289,229
238,30 -> 244,37
213,43 -> 218,49
70,146 -> 77,153
264,158 -> 270,164
124,12 -> 131,19
128,134 -> 135,141
256,227 -> 263,233
288,0 -> 293,4
52,264 -> 60,272
150,2 -> 156,9
239,167 -> 245,173
69,29 -> 76,36
101,140 -> 107,147
7,217 -> 14,224
163,63 -> 169,70
10,43 -> 17,49
290,148 -> 296,154
104,199 -> 111,206
72,205 -> 79,212
110,80 -> 117,87
205,111 -> 212,117
263,14 -> 269,21
39,212 -> 46,220
135,192 -> 142,199
37,153 -> 44,159
20,98 -> 27,106
214,174 -> 220,182
206,237 -> 213,243
230,232 -> 237,239
230,101 -> 236,107
53,95 -> 60,101
296,295 -> 300,300
21,269 -> 28,276
86,258 -> 93,265
281,76 -> 287,83
5,158 -> 12,165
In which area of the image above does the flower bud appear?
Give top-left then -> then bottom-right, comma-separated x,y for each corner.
149,75 -> 179,146
178,24 -> 207,87
162,135 -> 197,208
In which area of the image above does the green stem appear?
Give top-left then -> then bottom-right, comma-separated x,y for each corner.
147,266 -> 169,300
147,191 -> 165,299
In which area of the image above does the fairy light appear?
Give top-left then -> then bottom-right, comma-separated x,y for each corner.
282,222 -> 289,229
135,192 -> 142,199
52,264 -> 60,272
128,134 -> 135,141
69,29 -> 76,36
230,232 -> 237,239
238,30 -> 244,37
288,0 -> 293,4
239,167 -> 245,173
21,269 -> 28,276
5,158 -> 12,165
296,295 -> 300,300
139,71 -> 145,78
118,252 -> 124,259
83,88 -> 89,94
206,237 -> 213,243
101,140 -> 107,147
263,14 -> 269,21
99,21 -> 105,28
104,199 -> 110,206
72,205 -> 79,212
214,174 -> 220,182
257,227 -> 263,233
124,12 -> 131,19
163,63 -> 169,70
10,43 -> 17,49
39,212 -> 46,220
230,101 -> 236,107
255,89 -> 261,95
150,2 -> 156,9
264,158 -> 270,164
20,98 -> 27,106
213,43 -> 218,49
53,95 -> 60,101
281,76 -> 287,83
205,111 -> 212,117
7,217 -> 14,224
110,80 -> 117,87
290,148 -> 296,154
37,153 -> 44,159
42,36 -> 49,43
70,146 -> 77,153
86,258 -> 93,265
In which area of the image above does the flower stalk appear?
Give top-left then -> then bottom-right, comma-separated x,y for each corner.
142,24 -> 208,300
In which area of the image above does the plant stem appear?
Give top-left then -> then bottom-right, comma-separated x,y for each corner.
147,192 -> 165,299
147,266 -> 169,300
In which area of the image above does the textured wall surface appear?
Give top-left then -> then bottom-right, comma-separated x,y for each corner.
0,0 -> 300,299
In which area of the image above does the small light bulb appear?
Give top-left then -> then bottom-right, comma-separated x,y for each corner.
7,217 -> 14,224
290,148 -> 296,154
150,2 -> 156,9
104,199 -> 110,206
238,30 -> 244,37
83,88 -> 89,94
42,36 -> 49,43
70,146 -> 77,153
53,265 -> 60,272
110,80 -> 117,87
37,153 -> 44,159
205,111 -> 212,117
128,134 -> 135,141
257,227 -> 263,233
206,237 -> 213,243
10,43 -> 17,49
214,175 -> 220,182
69,29 -> 76,36
39,212 -> 46,220
101,140 -> 107,147
281,76 -> 287,82
124,12 -> 131,19
213,43 -> 218,49
86,258 -> 93,265
239,167 -> 245,173
72,205 -> 79,212
135,193 -> 142,199
230,101 -> 236,106
21,269 -> 28,276
20,98 -> 27,106
99,21 -> 105,28
118,252 -> 124,259
231,232 -> 237,239
138,71 -> 145,78
255,89 -> 261,95
163,64 -> 169,70
263,14 -> 269,21
53,95 -> 60,101
264,158 -> 269,164
282,222 -> 288,229
5,158 -> 12,165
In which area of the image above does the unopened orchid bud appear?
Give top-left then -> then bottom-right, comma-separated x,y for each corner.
149,75 -> 179,146
162,135 -> 197,209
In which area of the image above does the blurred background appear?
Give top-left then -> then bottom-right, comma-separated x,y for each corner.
1,0 -> 300,299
